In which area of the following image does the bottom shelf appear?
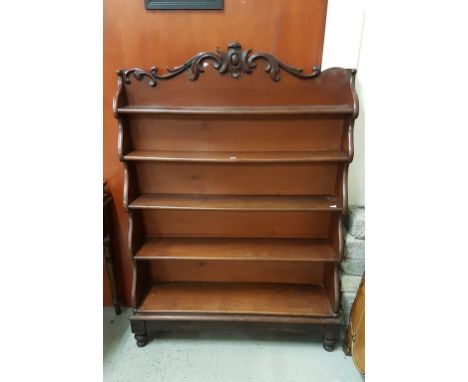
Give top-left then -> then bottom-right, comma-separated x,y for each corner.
137,282 -> 333,317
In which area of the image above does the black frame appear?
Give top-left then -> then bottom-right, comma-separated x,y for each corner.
145,0 -> 223,10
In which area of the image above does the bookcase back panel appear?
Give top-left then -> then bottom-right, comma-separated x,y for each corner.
135,162 -> 340,195
123,68 -> 355,108
147,260 -> 324,284
141,210 -> 332,238
128,115 -> 345,152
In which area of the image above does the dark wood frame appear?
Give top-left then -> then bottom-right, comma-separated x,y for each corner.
114,43 -> 358,351
144,0 -> 223,10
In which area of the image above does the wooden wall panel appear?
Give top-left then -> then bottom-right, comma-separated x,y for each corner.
129,115 -> 344,152
140,210 -> 333,238
148,260 -> 325,284
134,162 -> 339,195
103,0 -> 328,306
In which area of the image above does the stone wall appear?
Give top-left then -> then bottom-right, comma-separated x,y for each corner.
340,206 -> 365,337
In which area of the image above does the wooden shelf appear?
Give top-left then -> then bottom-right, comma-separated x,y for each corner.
129,193 -> 341,211
118,105 -> 354,115
137,282 -> 333,317
124,149 -> 349,163
135,237 -> 337,262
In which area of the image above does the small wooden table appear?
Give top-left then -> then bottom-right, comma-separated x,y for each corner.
343,274 -> 365,374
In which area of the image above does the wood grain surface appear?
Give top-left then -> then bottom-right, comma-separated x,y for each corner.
134,237 -> 337,261
137,282 -> 333,316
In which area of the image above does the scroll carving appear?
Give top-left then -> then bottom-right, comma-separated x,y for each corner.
117,42 -> 321,87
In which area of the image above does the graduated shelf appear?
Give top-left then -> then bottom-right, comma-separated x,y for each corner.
128,193 -> 341,211
136,282 -> 333,317
134,237 -> 337,262
124,149 -> 349,163
117,104 -> 354,115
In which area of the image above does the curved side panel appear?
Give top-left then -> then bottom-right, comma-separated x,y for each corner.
333,262 -> 340,313
117,118 -> 125,161
338,215 -> 344,262
129,213 -> 145,310
113,74 -> 128,118
123,162 -> 133,212
342,163 -> 349,214
348,69 -> 359,162
323,261 -> 340,315
350,69 -> 359,119
127,210 -> 134,258
131,259 -> 138,310
347,121 -> 355,163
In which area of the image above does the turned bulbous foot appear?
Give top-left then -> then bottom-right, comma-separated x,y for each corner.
135,333 -> 147,347
323,337 -> 337,352
323,324 -> 338,352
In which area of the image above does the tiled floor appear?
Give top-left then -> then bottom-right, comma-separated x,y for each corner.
104,308 -> 364,382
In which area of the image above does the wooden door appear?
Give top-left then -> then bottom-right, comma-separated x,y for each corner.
103,0 -> 329,306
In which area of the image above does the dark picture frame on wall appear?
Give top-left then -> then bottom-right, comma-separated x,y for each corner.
145,0 -> 223,10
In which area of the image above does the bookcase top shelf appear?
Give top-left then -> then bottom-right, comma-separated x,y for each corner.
113,43 -> 358,116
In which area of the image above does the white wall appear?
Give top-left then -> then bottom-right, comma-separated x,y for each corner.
322,0 -> 365,206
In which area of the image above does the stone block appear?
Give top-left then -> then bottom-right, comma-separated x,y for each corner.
341,274 -> 361,293
345,232 -> 365,260
339,309 -> 351,341
341,258 -> 365,276
347,206 -> 365,239
341,291 -> 357,312
340,309 -> 350,326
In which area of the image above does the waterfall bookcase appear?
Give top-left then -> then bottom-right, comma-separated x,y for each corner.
113,43 -> 358,351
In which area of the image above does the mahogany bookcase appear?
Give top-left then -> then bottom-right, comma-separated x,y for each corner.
113,43 -> 358,351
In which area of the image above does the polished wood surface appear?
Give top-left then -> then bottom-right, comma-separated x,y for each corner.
137,282 -> 333,317
104,0 -> 329,306
135,237 -> 337,262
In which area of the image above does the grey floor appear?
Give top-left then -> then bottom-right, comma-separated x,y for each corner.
104,308 -> 363,382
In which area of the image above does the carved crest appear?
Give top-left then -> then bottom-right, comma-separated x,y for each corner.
117,42 -> 321,87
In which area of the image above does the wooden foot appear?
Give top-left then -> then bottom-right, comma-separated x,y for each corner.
135,333 -> 147,347
323,336 -> 337,352
131,320 -> 147,348
323,325 -> 338,352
